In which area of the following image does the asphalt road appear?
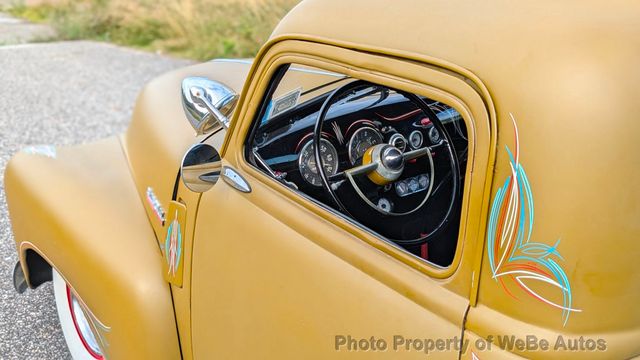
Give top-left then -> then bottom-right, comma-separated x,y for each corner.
0,40 -> 191,359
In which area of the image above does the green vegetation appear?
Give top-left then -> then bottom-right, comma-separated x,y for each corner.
7,0 -> 300,60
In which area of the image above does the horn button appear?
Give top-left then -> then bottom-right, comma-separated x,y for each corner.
364,144 -> 405,185
382,146 -> 404,170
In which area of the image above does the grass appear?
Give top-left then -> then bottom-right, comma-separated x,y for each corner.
7,0 -> 300,60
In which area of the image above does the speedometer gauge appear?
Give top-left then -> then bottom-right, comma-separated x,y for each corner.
298,138 -> 339,187
348,127 -> 383,165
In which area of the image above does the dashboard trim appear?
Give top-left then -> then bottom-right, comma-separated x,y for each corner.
376,108 -> 422,122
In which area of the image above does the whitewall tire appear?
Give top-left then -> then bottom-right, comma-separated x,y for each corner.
52,269 -> 104,360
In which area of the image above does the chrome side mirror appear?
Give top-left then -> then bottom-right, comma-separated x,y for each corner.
181,77 -> 238,135
180,143 -> 222,193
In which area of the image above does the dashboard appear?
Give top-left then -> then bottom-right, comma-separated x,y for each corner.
248,85 -> 468,266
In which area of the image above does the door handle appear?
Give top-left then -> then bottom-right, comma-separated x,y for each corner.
221,166 -> 251,193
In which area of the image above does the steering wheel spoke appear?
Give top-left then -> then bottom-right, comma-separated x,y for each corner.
403,147 -> 430,161
328,162 -> 377,182
345,162 -> 378,177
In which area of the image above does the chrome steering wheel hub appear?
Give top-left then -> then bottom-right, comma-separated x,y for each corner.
364,144 -> 404,185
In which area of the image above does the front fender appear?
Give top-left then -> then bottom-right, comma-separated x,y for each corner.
4,137 -> 181,359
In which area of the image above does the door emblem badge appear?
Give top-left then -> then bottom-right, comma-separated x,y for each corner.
146,187 -> 166,225
163,201 -> 187,287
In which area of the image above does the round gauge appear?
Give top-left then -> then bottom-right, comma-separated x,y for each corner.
409,130 -> 424,149
395,181 -> 409,197
428,127 -> 441,143
348,127 -> 384,164
408,178 -> 420,192
298,138 -> 339,187
418,174 -> 430,189
377,198 -> 393,212
389,133 -> 407,152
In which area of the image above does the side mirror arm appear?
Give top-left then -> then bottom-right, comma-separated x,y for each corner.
189,86 -> 230,130
181,77 -> 238,135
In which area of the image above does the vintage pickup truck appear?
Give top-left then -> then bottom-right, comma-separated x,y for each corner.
4,0 -> 639,359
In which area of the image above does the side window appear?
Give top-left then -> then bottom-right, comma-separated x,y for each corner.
246,64 -> 468,267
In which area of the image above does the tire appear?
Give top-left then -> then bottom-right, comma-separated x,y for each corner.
52,269 -> 104,360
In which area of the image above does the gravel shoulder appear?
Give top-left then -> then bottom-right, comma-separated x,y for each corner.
0,40 -> 192,359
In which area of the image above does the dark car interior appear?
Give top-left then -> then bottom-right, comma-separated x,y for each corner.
245,65 -> 468,267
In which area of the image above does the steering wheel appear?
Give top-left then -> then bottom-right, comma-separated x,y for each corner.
313,80 -> 461,245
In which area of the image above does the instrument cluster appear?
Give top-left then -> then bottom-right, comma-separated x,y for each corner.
297,114 -> 439,196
